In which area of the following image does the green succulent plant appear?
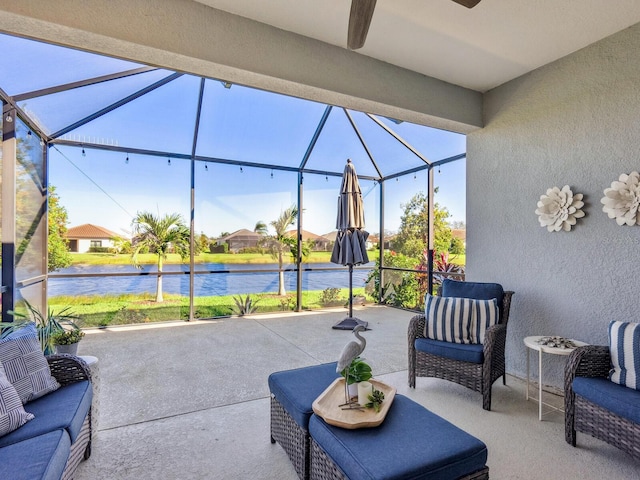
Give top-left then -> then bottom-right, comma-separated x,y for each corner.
51,328 -> 85,345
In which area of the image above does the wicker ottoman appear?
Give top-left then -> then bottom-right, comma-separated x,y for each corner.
309,394 -> 489,480
269,363 -> 340,480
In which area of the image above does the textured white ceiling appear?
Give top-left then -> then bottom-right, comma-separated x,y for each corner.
196,0 -> 640,92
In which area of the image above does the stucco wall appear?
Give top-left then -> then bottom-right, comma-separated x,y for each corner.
467,23 -> 640,388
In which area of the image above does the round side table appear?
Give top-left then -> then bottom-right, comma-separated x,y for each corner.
523,336 -> 588,421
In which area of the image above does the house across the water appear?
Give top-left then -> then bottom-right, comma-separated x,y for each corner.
66,224 -> 119,253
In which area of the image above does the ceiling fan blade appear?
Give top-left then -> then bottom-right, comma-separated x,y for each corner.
348,0 -> 377,50
451,0 -> 482,8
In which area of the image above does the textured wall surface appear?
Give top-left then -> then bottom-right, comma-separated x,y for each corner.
467,23 -> 640,387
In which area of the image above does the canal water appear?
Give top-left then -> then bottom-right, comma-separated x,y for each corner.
48,263 -> 374,297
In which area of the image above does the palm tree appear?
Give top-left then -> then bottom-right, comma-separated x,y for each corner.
265,205 -> 298,296
254,220 -> 268,236
131,211 -> 190,303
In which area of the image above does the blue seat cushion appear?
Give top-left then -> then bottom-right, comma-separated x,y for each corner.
268,362 -> 339,429
415,338 -> 484,364
309,395 -> 488,480
573,376 -> 640,424
0,429 -> 71,480
0,380 -> 92,448
442,279 -> 504,313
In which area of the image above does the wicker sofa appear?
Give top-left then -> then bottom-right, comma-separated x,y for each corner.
0,355 -> 93,480
564,345 -> 640,460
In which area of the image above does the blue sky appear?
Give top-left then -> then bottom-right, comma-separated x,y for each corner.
2,32 -> 467,239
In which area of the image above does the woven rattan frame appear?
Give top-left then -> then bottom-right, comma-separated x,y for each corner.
46,354 -> 93,478
408,290 -> 514,411
270,395 -> 310,480
564,345 -> 640,460
310,438 -> 490,480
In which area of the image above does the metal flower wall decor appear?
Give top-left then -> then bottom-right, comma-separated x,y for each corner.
535,185 -> 585,232
601,171 -> 640,226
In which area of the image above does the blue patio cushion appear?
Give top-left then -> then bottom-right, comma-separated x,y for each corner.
573,376 -> 640,424
0,380 -> 92,448
0,429 -> 71,480
268,362 -> 339,429
442,279 -> 504,313
309,394 -> 488,480
415,338 -> 484,364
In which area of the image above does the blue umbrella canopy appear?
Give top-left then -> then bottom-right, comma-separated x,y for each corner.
331,159 -> 369,266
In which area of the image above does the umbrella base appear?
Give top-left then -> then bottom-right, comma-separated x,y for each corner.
332,317 -> 369,330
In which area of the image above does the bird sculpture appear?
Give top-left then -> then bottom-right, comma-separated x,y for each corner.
336,325 -> 367,407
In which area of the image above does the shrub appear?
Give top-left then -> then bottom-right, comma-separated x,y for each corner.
232,294 -> 260,316
209,244 -> 228,253
320,287 -> 341,305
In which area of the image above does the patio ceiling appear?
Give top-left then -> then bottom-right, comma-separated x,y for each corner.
200,0 -> 640,92
0,33 -> 465,180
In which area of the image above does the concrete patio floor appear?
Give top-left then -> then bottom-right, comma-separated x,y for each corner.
74,305 -> 638,479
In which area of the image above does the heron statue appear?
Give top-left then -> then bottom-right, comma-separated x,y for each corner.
336,325 -> 367,408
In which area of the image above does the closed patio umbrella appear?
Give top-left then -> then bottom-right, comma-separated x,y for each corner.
331,159 -> 369,330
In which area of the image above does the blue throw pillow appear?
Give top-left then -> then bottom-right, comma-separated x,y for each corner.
608,321 -> 640,390
424,294 -> 474,344
0,323 -> 60,403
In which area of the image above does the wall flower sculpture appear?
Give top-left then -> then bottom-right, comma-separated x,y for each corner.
535,185 -> 585,232
601,171 -> 640,226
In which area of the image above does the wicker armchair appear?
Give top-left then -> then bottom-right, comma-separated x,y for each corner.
408,282 -> 514,411
564,345 -> 640,459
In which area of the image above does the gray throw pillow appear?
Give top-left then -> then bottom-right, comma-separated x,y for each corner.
0,323 -> 60,403
0,361 -> 34,436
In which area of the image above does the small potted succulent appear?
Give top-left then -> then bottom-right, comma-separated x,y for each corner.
51,328 -> 85,355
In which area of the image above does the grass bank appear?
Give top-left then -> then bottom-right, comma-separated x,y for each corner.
49,288 -> 370,328
69,251 -> 380,266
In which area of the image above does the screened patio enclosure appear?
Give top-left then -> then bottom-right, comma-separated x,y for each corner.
0,32 -> 466,325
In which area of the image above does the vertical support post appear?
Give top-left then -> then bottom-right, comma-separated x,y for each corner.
41,135 -> 49,311
296,171 -> 303,312
1,105 -> 16,322
427,166 -> 435,295
189,156 -> 195,321
188,78 -> 205,322
378,179 -> 384,303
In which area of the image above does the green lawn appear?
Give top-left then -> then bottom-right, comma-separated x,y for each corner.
69,250 -> 380,266
49,288 -> 370,327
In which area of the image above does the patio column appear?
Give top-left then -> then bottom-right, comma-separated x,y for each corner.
1,104 -> 16,322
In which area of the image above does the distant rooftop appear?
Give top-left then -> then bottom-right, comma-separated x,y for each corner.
66,224 -> 119,239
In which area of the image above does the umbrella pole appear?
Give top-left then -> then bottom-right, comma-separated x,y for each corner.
332,262 -> 368,330
348,264 -> 353,318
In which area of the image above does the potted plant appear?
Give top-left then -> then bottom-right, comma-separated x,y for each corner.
340,356 -> 373,398
51,328 -> 85,355
3,300 -> 80,354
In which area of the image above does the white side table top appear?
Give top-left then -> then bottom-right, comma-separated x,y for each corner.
523,335 -> 588,355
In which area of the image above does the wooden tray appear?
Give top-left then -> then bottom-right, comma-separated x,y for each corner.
312,378 -> 396,429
